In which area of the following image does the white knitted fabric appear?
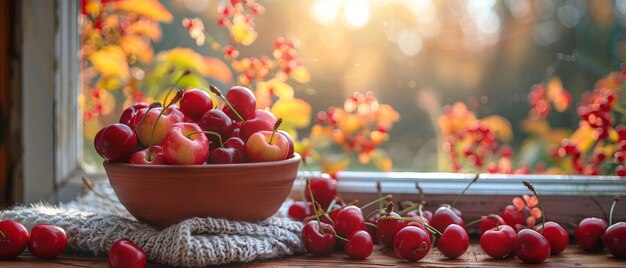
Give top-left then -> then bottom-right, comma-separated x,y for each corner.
0,182 -> 304,267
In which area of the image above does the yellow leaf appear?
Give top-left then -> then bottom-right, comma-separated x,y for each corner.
271,98 -> 312,129
570,122 -> 596,153
205,57 -> 233,84
126,19 -> 162,41
111,0 -> 173,23
481,115 -> 513,142
231,15 -> 257,46
318,155 -> 350,175
256,79 -> 295,109
290,66 -> 311,83
156,48 -> 211,76
522,118 -> 550,137
120,35 -> 153,64
89,45 -> 129,80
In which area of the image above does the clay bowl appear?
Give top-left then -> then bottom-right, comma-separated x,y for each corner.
103,154 -> 301,228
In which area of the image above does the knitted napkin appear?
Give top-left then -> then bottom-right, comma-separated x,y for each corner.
0,182 -> 305,267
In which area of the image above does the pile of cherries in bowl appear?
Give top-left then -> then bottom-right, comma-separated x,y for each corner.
94,85 -> 294,165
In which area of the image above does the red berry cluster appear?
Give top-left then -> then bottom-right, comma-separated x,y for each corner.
94,78 -> 296,165
273,37 -> 306,78
315,92 -> 399,165
447,121 -> 499,171
217,0 -> 264,27
0,221 -> 68,260
528,84 -> 550,119
578,88 -> 617,141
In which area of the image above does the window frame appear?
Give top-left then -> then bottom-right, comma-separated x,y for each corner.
25,0 -> 626,226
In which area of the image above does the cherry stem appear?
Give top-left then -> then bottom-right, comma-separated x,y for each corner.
364,207 -> 385,219
415,182 -> 425,204
132,102 -> 162,132
523,181 -> 545,233
147,90 -> 184,161
418,203 -> 427,222
392,216 -> 443,236
0,230 -> 6,240
325,198 -> 338,214
398,202 -> 419,216
360,194 -> 393,211
306,179 -> 324,234
451,174 -> 479,207
187,131 -> 223,147
609,195 -> 620,225
209,85 -> 245,121
465,217 -> 487,228
489,215 -> 501,230
365,221 -> 379,229
376,181 -> 383,209
162,69 -> 191,104
335,234 -> 349,242
268,118 -> 283,145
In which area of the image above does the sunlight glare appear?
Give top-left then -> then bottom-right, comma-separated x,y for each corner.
343,0 -> 370,29
312,0 -> 341,25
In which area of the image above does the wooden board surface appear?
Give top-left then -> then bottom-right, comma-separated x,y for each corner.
2,244 -> 624,267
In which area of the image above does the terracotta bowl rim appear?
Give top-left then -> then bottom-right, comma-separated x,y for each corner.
103,153 -> 301,169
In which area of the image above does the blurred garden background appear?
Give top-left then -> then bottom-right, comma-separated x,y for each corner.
80,0 -> 626,175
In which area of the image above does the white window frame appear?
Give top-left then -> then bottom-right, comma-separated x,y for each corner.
21,0 -> 626,224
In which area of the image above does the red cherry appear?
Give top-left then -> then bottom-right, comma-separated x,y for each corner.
333,205 -> 366,238
406,221 -> 433,241
208,147 -> 241,164
239,110 -> 276,142
288,202 -> 312,221
344,230 -> 373,260
0,220 -> 29,259
223,137 -> 247,161
119,103 -> 149,127
222,86 -> 256,121
94,123 -> 137,162
480,225 -> 516,259
278,130 -> 294,159
198,109 -> 234,142
302,220 -> 336,256
129,145 -> 166,165
375,212 -> 408,248
28,224 -> 68,259
502,205 -> 524,227
515,229 -> 551,264
430,206 -> 464,233
535,221 -> 569,255
437,224 -> 469,259
108,238 -> 147,268
574,217 -> 608,251
179,89 -> 213,122
603,222 -> 626,258
393,226 -> 431,262
304,174 -> 337,208
479,215 -> 506,236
